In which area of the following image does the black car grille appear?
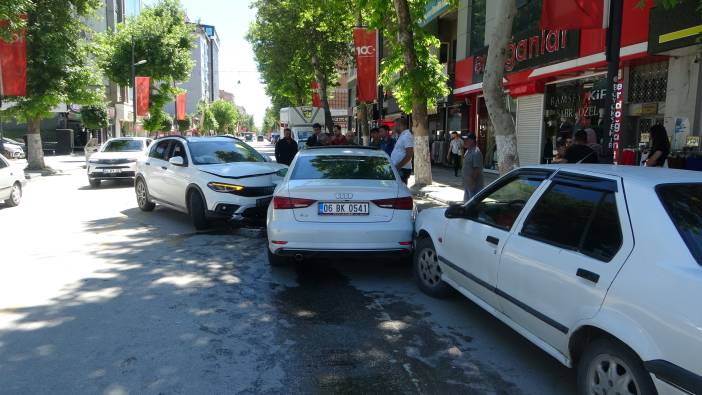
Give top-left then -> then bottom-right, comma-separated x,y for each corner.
235,185 -> 275,197
95,158 -> 133,164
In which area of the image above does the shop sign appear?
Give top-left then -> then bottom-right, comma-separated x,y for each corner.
608,73 -> 624,164
648,0 -> 702,54
640,132 -> 650,144
472,28 -> 580,83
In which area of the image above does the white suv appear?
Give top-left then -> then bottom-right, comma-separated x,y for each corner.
135,136 -> 287,229
414,165 -> 702,395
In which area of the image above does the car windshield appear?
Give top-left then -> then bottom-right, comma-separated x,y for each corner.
657,183 -> 702,266
102,139 -> 144,152
188,139 -> 265,165
291,155 -> 396,180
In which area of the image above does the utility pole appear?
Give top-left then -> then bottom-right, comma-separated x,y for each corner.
131,36 -> 147,136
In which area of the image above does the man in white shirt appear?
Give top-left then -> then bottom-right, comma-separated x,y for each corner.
390,117 -> 414,184
446,131 -> 462,177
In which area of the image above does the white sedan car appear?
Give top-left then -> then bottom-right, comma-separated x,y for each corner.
87,137 -> 152,187
0,154 -> 26,207
135,136 -> 287,230
414,165 -> 702,395
266,146 -> 414,265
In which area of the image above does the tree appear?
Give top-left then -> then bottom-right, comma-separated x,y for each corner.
262,106 -> 279,134
248,0 -> 354,133
483,0 -> 518,174
80,104 -> 109,134
98,0 -> 193,134
177,115 -> 191,132
0,0 -> 104,170
210,99 -> 239,134
0,0 -> 31,41
359,0 -> 449,186
197,100 -> 218,134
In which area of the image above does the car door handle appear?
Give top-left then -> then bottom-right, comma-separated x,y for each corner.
145,162 -> 150,166
161,166 -> 167,170
486,236 -> 500,245
576,268 -> 600,284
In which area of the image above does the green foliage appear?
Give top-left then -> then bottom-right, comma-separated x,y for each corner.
177,115 -> 191,132
210,99 -> 240,133
160,113 -> 173,132
262,106 -> 279,133
247,0 -> 354,107
359,0 -> 449,113
0,0 -> 31,41
197,100 -> 218,133
80,104 -> 109,130
1,0 -> 104,122
97,0 -> 193,124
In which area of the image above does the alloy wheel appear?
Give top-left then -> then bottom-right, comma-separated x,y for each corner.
10,185 -> 21,205
417,247 -> 442,287
586,354 -> 641,395
136,180 -> 147,207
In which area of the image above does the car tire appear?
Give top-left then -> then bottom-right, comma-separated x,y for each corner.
89,179 -> 101,188
577,338 -> 656,395
267,246 -> 288,266
188,190 -> 210,230
414,237 -> 452,298
135,178 -> 155,212
5,182 -> 22,207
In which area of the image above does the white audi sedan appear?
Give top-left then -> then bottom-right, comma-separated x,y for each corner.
266,146 -> 414,265
414,165 -> 702,395
87,137 -> 152,187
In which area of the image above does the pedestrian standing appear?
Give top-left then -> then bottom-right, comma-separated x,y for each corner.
369,127 -> 381,148
275,128 -> 298,166
645,124 -> 670,167
330,125 -> 348,145
378,125 -> 396,156
390,118 -> 414,184
446,132 -> 462,177
306,123 -> 323,147
462,133 -> 484,201
554,129 -> 597,164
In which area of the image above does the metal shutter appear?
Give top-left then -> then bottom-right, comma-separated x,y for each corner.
515,94 -> 544,166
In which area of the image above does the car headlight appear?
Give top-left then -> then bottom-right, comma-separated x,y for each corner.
208,182 -> 245,193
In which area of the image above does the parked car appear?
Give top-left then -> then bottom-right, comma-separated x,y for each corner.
267,146 -> 414,265
257,135 -> 264,142
1,139 -> 25,159
0,154 -> 26,207
86,137 -> 152,187
135,135 -> 287,230
413,165 -> 702,395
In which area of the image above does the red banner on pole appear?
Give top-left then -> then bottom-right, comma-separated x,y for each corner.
311,80 -> 321,107
353,28 -> 378,102
540,0 -> 607,30
176,92 -> 186,121
0,22 -> 27,97
135,76 -> 150,116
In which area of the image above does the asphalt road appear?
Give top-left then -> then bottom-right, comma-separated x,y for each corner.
0,148 -> 576,394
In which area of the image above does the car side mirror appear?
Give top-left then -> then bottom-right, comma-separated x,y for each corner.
169,156 -> 185,166
445,203 -> 467,219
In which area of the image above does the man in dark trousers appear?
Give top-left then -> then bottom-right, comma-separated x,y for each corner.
306,123 -> 323,147
275,128 -> 298,166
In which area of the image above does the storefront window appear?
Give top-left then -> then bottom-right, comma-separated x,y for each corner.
543,76 -> 608,141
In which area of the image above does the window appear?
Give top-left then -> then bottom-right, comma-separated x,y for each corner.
469,0 -> 486,54
291,155 -> 395,181
467,175 -> 545,230
0,158 -> 7,169
150,140 -> 171,160
103,139 -> 144,152
657,183 -> 702,266
522,183 -> 622,261
188,139 -> 265,165
167,142 -> 188,165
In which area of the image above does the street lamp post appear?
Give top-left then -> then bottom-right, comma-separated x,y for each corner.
131,37 -> 147,134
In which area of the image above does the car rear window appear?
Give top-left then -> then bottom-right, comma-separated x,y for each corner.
291,155 -> 396,180
657,183 -> 702,266
103,139 -> 144,152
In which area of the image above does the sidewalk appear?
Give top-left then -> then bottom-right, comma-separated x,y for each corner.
9,154 -> 86,178
410,165 -> 499,205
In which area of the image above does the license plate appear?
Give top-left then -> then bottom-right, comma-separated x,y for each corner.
103,168 -> 121,173
318,202 -> 369,216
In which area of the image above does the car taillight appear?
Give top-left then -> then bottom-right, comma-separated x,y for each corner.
372,196 -> 413,210
273,196 -> 316,209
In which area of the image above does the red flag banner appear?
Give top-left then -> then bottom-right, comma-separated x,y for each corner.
311,80 -> 321,107
176,93 -> 186,121
0,22 -> 27,97
135,76 -> 150,116
540,0 -> 607,30
353,28 -> 378,102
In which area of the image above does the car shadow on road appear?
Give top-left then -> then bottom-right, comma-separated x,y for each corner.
77,181 -> 135,191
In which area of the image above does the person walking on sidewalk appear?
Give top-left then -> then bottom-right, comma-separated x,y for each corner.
275,128 -> 298,166
447,131 -> 462,177
390,118 -> 414,184
462,133 -> 484,201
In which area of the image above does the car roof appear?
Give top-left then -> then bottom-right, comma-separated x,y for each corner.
297,146 -> 388,158
184,136 -> 241,143
523,164 -> 702,187
107,137 -> 149,141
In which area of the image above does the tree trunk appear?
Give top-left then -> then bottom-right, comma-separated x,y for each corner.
483,0 -> 518,175
358,103 -> 369,145
392,0 -> 432,186
26,117 -> 46,170
311,54 -> 334,133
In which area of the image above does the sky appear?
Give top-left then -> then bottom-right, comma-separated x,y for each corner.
169,0 -> 270,127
